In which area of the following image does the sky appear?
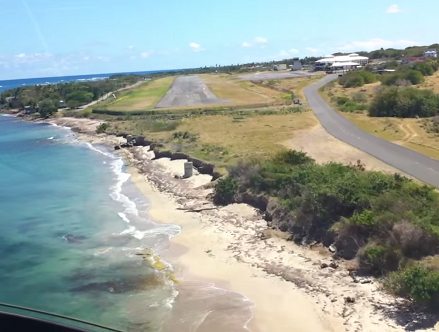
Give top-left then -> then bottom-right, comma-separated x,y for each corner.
1,0 -> 438,80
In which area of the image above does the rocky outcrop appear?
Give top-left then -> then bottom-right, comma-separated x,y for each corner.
114,135 -> 222,181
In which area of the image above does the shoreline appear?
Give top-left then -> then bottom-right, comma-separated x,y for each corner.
17,116 -> 439,332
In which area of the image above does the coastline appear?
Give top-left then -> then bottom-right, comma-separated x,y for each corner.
24,116 -> 439,332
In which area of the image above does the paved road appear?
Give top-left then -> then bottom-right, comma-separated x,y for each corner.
239,70 -> 318,81
156,75 -> 227,108
304,75 -> 439,188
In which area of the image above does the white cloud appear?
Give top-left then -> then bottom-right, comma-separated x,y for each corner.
13,53 -> 53,63
338,38 -> 416,51
96,56 -> 110,61
140,51 -> 153,58
387,4 -> 401,13
254,37 -> 267,44
127,45 -> 134,50
305,47 -> 320,53
189,42 -> 205,52
279,49 -> 299,57
83,56 -> 90,61
242,37 -> 268,47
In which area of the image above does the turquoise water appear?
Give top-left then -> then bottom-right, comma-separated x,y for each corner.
0,115 -> 180,331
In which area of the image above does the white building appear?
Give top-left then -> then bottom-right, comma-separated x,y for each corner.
315,53 -> 369,70
424,49 -> 437,58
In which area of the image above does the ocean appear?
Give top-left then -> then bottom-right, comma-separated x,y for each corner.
0,115 -> 181,331
0,70 -> 179,94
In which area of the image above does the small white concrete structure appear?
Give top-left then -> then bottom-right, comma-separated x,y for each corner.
184,161 -> 194,178
292,57 -> 302,70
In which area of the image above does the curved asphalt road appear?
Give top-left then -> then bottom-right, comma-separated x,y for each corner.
304,75 -> 439,188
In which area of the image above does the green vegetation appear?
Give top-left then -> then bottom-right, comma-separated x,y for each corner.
213,177 -> 239,205
38,99 -> 58,118
97,77 -> 174,111
331,95 -> 368,113
96,123 -> 110,134
0,75 -> 144,114
387,265 -> 439,306
381,69 -> 425,86
369,86 -> 439,117
338,71 -> 378,88
215,150 -> 439,307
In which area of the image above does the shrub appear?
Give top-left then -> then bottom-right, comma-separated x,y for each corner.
357,71 -> 377,84
339,100 -> 368,113
413,63 -> 436,76
223,149 -> 439,307
96,122 -> 110,134
382,70 -> 424,86
335,96 -> 350,105
352,92 -> 368,104
360,244 -> 402,273
386,265 -> 439,305
273,150 -> 314,166
213,177 -> 238,205
369,86 -> 439,118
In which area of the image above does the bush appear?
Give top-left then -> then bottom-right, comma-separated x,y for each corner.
335,96 -> 350,105
338,71 -> 377,88
369,86 -> 439,117
360,244 -> 402,273
386,265 -> 439,305
357,71 -> 377,84
338,73 -> 365,88
382,70 -> 424,86
213,177 -> 238,205
413,62 -> 436,76
352,92 -> 368,104
38,99 -> 57,118
338,100 -> 368,113
96,122 -> 110,134
224,149 -> 439,307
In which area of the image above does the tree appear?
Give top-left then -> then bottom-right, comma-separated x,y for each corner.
38,99 -> 57,118
67,100 -> 80,109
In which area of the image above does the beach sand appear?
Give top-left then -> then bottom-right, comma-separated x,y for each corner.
49,117 -> 439,332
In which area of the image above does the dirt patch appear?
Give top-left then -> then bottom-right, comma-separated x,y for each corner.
282,125 -> 406,175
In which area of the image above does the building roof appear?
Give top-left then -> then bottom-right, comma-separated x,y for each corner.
331,62 -> 361,67
316,54 -> 369,64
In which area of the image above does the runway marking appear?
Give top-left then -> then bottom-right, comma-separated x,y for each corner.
428,168 -> 434,171
415,162 -> 419,165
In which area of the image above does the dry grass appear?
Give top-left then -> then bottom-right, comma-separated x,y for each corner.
419,70 -> 439,93
262,75 -> 325,101
342,113 -> 439,160
112,111 -> 319,172
200,74 -> 285,105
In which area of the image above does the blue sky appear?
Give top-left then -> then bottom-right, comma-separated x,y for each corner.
1,0 -> 438,79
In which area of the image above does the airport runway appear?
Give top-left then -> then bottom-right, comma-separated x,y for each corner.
156,75 -> 227,108
239,71 -> 317,81
304,75 -> 439,188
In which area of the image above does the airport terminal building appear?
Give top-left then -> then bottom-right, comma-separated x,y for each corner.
314,54 -> 369,70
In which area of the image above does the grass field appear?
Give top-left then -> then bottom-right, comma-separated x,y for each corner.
91,77 -> 175,111
110,111 -> 319,171
200,73 -> 285,105
259,75 -> 325,101
342,112 -> 439,160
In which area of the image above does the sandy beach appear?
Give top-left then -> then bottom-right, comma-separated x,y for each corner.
47,117 -> 439,332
